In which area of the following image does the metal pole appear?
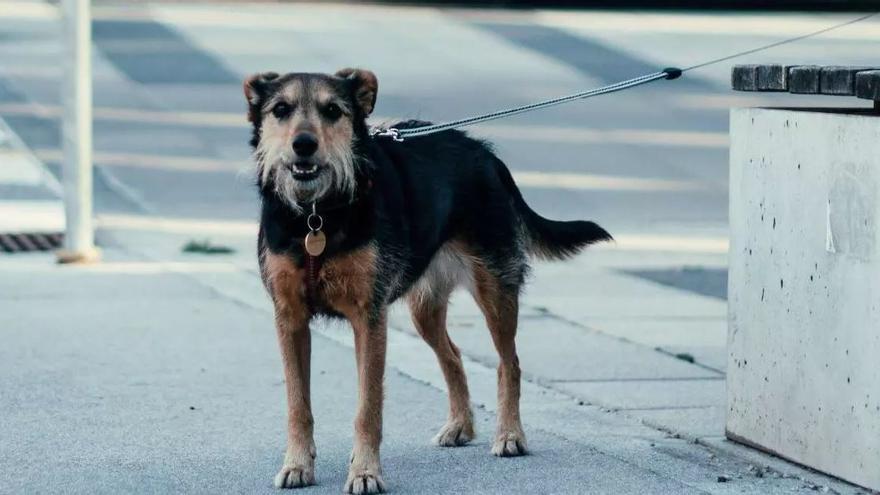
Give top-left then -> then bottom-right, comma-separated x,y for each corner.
58,0 -> 98,263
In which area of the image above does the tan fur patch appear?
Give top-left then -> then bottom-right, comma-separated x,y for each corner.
264,246 -> 378,319
319,245 -> 377,319
264,251 -> 307,314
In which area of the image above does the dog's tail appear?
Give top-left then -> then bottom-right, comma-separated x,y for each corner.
494,159 -> 613,261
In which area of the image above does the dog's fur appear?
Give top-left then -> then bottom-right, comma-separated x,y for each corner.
246,69 -> 611,494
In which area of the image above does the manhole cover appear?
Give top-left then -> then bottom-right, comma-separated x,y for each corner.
0,232 -> 64,253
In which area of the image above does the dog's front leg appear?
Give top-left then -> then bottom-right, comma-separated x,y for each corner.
273,307 -> 316,489
345,312 -> 387,494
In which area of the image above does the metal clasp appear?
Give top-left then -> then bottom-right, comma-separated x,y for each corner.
370,127 -> 404,142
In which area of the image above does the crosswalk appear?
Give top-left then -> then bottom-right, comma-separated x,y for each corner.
0,116 -> 63,235
1,2 -> 878,236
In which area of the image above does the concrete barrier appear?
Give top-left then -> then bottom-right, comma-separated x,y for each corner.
728,106 -> 880,491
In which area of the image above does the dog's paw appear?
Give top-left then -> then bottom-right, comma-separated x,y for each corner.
274,464 -> 315,489
344,471 -> 385,495
491,429 -> 527,457
432,418 -> 475,447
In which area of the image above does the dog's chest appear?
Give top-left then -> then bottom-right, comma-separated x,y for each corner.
265,246 -> 378,318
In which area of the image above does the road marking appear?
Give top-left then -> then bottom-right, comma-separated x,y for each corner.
2,102 -> 726,149
35,147 -> 704,193
475,123 -> 727,148
673,93 -> 783,110
513,171 -> 701,192
34,148 -> 249,173
0,1 -> 58,20
0,102 -> 246,128
0,259 -> 239,274
600,234 -> 729,254
97,214 -> 257,236
0,200 -> 65,233
537,11 -> 880,41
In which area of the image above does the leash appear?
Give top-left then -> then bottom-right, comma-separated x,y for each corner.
371,11 -> 878,142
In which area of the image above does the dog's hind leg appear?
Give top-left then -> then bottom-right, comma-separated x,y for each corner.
408,292 -> 475,447
472,265 -> 527,457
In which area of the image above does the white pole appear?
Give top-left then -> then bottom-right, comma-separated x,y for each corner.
58,0 -> 98,263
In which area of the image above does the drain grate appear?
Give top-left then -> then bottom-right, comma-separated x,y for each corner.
0,232 -> 64,253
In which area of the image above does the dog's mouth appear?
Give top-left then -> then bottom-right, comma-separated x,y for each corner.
288,160 -> 322,181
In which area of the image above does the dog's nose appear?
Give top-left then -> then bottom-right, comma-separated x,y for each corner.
292,133 -> 318,157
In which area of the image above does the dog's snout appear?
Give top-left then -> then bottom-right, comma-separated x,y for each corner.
292,133 -> 318,157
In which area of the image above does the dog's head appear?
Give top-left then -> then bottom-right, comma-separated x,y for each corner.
244,68 -> 378,209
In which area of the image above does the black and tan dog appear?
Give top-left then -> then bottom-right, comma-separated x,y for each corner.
245,68 -> 611,494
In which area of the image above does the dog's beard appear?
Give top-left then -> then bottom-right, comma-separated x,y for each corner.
255,136 -> 359,212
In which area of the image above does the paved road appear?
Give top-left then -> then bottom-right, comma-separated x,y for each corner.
2,2 -> 877,237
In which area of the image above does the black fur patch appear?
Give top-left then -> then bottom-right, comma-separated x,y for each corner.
251,73 -> 611,319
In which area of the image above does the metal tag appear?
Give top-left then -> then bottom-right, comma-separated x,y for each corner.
304,230 -> 326,257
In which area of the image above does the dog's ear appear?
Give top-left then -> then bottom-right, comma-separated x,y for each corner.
243,72 -> 279,122
336,68 -> 378,116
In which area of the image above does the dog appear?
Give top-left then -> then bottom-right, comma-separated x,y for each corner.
245,68 -> 611,494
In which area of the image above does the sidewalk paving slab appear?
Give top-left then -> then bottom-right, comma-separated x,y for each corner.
0,252 -> 710,495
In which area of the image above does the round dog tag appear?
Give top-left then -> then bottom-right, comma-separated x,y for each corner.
304,230 -> 326,256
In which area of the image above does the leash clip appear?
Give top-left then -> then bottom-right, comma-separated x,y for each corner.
370,127 -> 404,142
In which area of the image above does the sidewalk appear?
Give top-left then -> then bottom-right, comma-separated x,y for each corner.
0,237 -> 852,493
99,213 -> 731,440
1,218 -> 863,494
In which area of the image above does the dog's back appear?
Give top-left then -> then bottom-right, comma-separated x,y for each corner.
369,119 -> 612,302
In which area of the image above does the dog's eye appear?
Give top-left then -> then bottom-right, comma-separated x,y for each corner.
272,102 -> 292,119
322,103 -> 343,121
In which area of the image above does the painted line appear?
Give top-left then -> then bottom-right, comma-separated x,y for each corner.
1,102 -> 726,150
97,214 -> 257,236
473,123 -> 727,149
600,234 -> 729,254
93,216 -> 729,256
0,102 -> 246,128
35,146 -> 703,194
0,1 -> 58,20
34,148 -> 248,173
537,11 -> 880,41
0,259 -> 239,274
513,171 -> 702,192
672,93 -> 783,111
0,200 -> 64,233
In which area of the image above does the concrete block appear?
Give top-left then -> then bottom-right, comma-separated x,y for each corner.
855,70 -> 880,101
728,108 -> 880,491
819,66 -> 874,96
756,64 -> 787,91
731,64 -> 759,91
787,65 -> 821,94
